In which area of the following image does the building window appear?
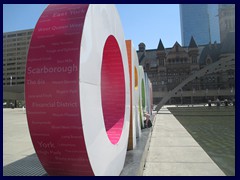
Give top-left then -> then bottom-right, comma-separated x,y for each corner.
17,32 -> 26,36
7,34 -> 16,38
176,57 -> 179,63
146,63 -> 150,70
192,56 -> 197,64
206,58 -> 211,65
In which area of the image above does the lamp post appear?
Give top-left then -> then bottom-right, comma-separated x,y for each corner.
10,76 -> 12,86
191,88 -> 195,106
230,87 -> 234,102
217,87 -> 220,95
230,87 -> 235,106
180,88 -> 183,105
205,88 -> 208,102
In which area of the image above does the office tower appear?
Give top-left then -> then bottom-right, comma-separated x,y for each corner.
218,4 -> 235,42
180,4 -> 220,46
3,29 -> 33,86
3,29 -> 33,105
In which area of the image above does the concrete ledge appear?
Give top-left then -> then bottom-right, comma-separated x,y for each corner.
137,114 -> 156,176
120,114 -> 156,176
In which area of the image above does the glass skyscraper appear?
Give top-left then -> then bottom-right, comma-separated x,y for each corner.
180,4 -> 220,46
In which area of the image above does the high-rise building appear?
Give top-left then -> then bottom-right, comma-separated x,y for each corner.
3,29 -> 33,107
180,4 -> 220,46
218,4 -> 235,42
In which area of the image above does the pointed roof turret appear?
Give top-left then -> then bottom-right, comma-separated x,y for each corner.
188,36 -> 198,48
157,39 -> 165,51
174,41 -> 181,47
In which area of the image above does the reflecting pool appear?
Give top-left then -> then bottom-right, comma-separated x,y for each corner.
168,106 -> 235,176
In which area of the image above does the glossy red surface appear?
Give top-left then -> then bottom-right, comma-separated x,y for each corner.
101,35 -> 126,144
25,4 -> 94,176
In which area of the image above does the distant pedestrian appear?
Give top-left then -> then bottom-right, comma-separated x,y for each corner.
224,99 -> 228,106
144,112 -> 152,128
10,103 -> 14,109
208,99 -> 212,107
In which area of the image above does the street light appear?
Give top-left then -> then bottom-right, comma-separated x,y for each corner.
191,88 -> 195,106
217,87 -> 220,95
180,88 -> 183,105
10,76 -> 12,86
205,88 -> 208,100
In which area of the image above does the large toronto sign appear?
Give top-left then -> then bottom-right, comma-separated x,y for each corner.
25,4 -> 152,176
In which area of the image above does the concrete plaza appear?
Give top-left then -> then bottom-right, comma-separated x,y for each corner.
142,106 -> 225,176
3,107 -> 225,176
3,109 -> 35,166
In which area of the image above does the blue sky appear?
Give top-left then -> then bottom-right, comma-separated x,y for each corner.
3,4 -> 181,49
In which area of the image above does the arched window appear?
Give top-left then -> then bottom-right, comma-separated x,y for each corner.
206,58 -> 211,65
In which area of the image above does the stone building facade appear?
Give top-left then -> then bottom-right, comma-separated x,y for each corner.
137,34 -> 235,105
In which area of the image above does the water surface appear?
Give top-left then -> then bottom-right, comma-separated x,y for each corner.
168,106 -> 235,176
